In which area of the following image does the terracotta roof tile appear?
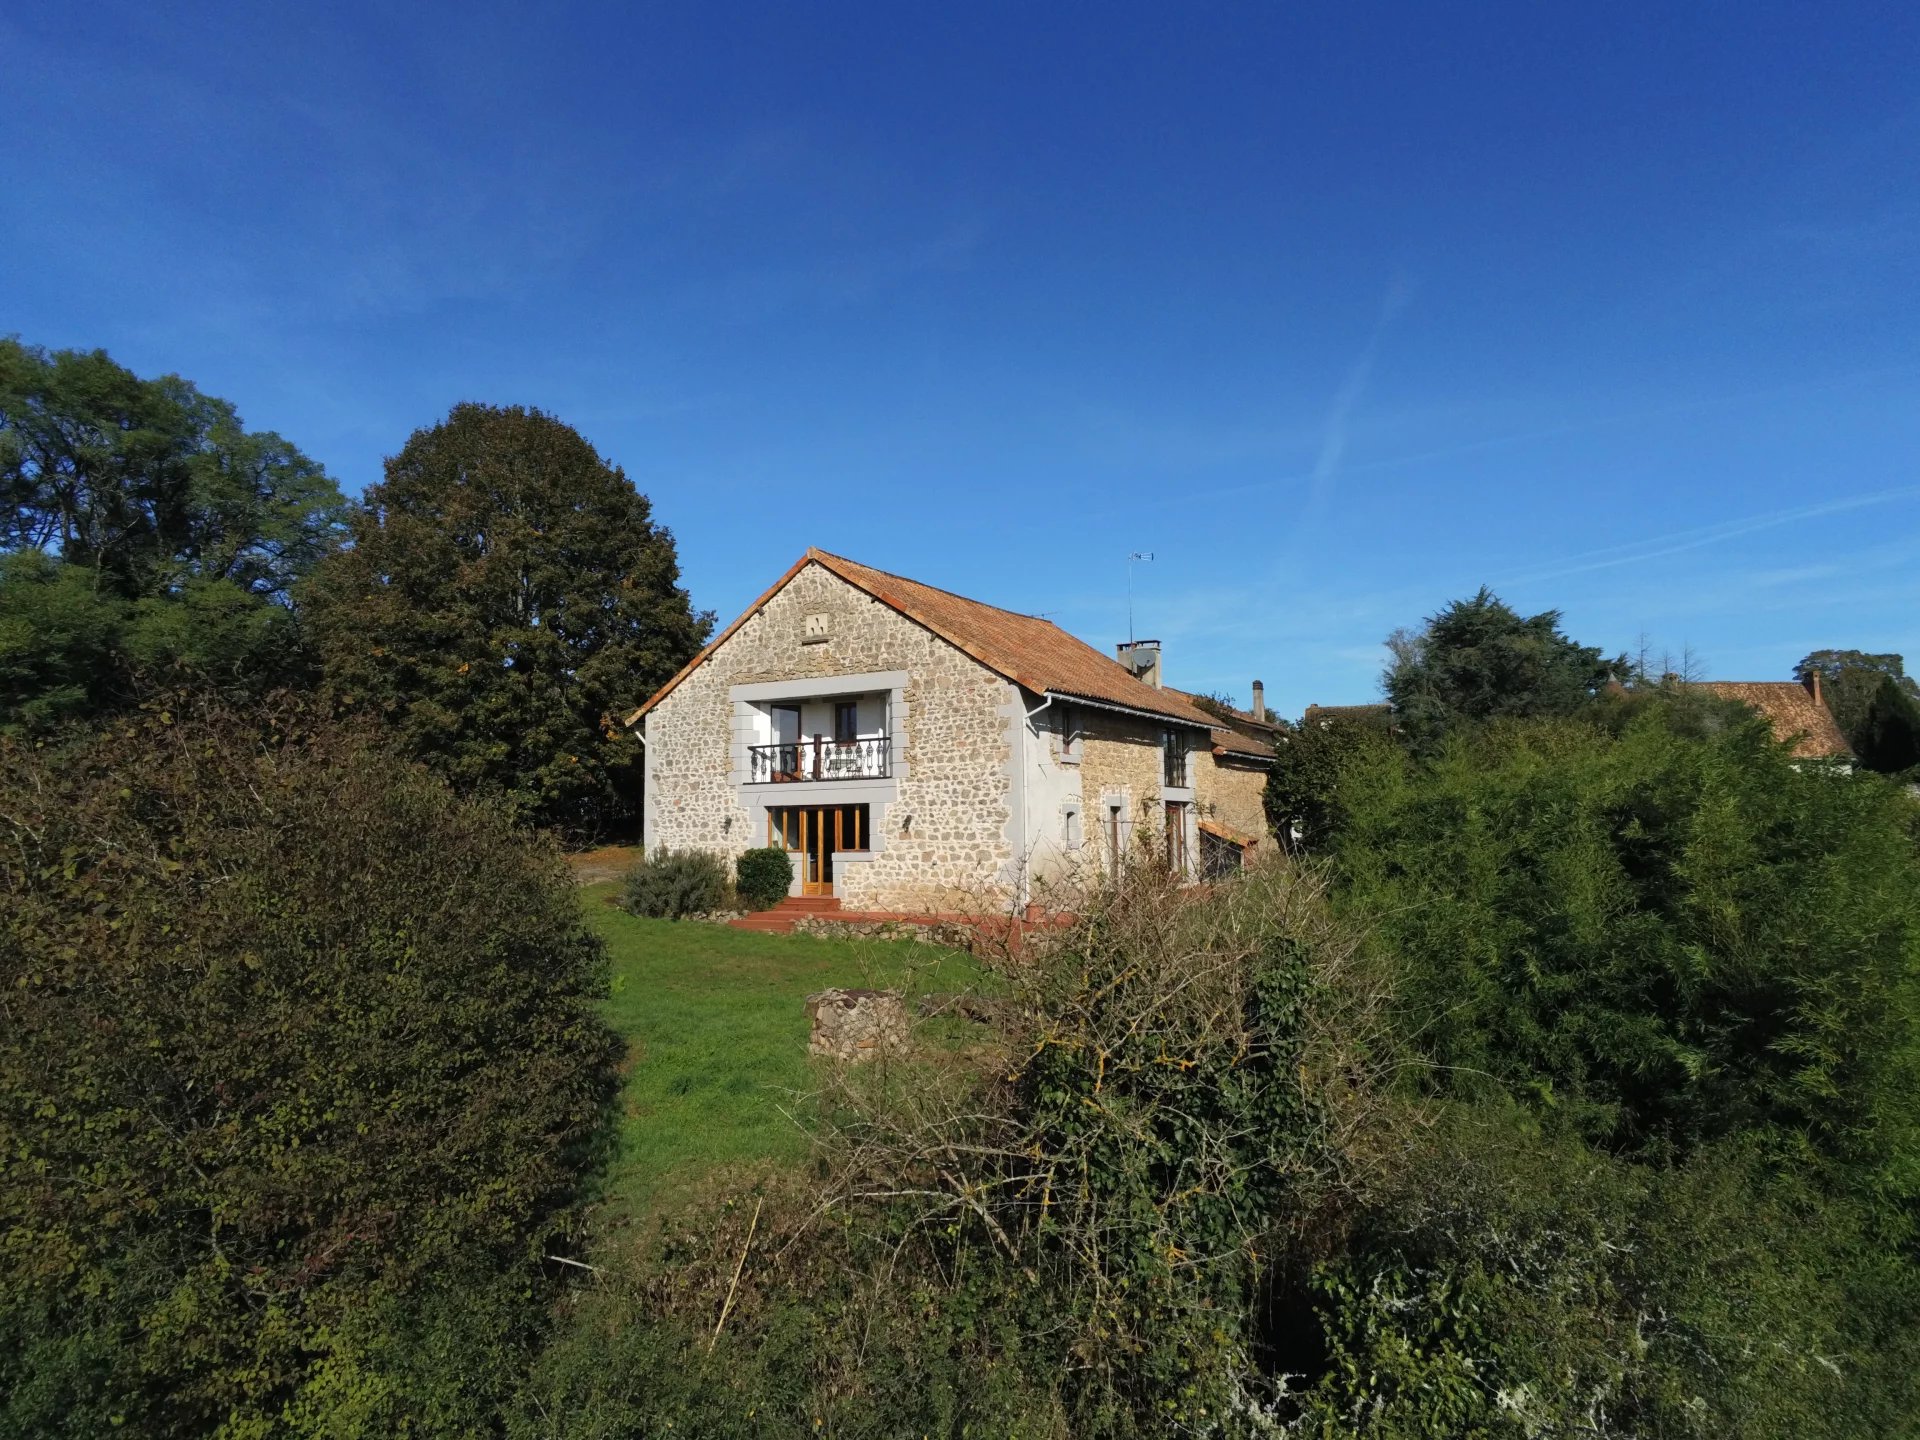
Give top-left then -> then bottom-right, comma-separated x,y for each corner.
628,549 -> 1221,729
1198,818 -> 1261,848
1697,681 -> 1853,760
1302,703 -> 1392,726
1208,725 -> 1276,760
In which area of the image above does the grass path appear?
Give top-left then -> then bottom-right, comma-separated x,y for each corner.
581,883 -> 983,1219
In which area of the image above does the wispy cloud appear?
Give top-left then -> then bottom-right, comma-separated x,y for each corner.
1192,361 -> 1920,509
1305,272 -> 1417,516
1492,485 -> 1920,589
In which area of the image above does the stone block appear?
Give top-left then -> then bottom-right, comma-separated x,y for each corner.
805,987 -> 909,1062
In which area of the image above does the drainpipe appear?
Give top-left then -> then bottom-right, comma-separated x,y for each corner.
1018,692 -> 1054,913
630,724 -> 649,851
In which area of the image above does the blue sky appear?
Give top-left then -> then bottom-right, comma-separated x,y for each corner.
6,2 -> 1917,717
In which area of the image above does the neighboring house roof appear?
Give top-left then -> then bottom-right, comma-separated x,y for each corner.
627,548 -> 1221,730
1207,725 -> 1276,761
1697,681 -> 1853,760
1301,703 -> 1393,729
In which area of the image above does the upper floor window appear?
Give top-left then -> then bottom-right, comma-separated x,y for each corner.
1163,730 -> 1189,788
1058,704 -> 1081,762
834,700 -> 859,743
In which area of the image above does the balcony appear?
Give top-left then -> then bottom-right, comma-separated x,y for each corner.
749,735 -> 892,784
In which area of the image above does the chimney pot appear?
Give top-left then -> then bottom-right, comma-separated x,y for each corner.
1251,680 -> 1266,722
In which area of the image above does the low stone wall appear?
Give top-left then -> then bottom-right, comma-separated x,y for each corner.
791,909 -> 1079,959
805,988 -> 910,1062
791,915 -> 980,949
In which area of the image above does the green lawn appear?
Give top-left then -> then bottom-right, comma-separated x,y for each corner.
582,884 -> 985,1218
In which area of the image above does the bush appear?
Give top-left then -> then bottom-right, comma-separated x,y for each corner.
1296,1106 -> 1917,1437
625,845 -> 731,918
735,846 -> 792,910
0,699 -> 617,1436
1333,703 -> 1920,1187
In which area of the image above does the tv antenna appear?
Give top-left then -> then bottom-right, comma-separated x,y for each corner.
1126,551 -> 1154,646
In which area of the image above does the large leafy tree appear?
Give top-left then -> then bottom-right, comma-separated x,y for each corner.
1264,710 -> 1398,852
302,403 -> 711,837
1796,650 -> 1920,776
1384,587 -> 1621,751
0,339 -> 345,726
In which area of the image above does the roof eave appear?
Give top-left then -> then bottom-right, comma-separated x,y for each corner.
1045,688 -> 1213,730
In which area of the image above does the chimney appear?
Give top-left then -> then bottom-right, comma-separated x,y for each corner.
1251,680 -> 1266,722
1805,669 -> 1824,708
1115,639 -> 1162,689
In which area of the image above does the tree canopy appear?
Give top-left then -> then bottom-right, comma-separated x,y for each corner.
0,338 -> 344,602
1796,650 -> 1920,777
301,403 -> 711,837
1384,587 -> 1621,752
0,339 -> 345,728
1264,709 -> 1397,852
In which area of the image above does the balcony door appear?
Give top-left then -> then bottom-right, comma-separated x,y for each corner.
771,704 -> 802,782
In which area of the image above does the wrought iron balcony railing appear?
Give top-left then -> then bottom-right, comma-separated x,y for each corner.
748,735 -> 892,783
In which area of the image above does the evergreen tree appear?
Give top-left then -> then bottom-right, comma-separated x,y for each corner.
1384,587 -> 1621,752
302,403 -> 710,837
1858,673 -> 1920,777
1795,650 -> 1920,776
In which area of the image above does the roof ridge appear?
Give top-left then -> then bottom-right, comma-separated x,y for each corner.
810,549 -> 1055,625
630,547 -> 1223,729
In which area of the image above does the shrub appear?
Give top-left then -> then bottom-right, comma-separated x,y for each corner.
793,859 -> 1392,1434
1296,1106 -> 1916,1437
735,846 -> 792,910
625,845 -> 731,918
1334,702 -> 1920,1186
0,699 -> 617,1436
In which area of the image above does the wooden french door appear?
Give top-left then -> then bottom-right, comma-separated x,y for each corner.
768,805 -> 870,897
1165,802 -> 1190,876
771,705 -> 803,782
801,807 -> 833,895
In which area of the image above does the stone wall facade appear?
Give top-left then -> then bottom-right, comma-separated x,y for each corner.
1195,756 -> 1271,846
1077,715 -> 1180,877
641,562 -> 1019,912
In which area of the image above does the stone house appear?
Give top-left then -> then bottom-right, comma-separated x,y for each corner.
626,549 -> 1274,913
1161,682 -> 1279,877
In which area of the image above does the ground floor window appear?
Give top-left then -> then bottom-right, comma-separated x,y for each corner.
1199,828 -> 1243,881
